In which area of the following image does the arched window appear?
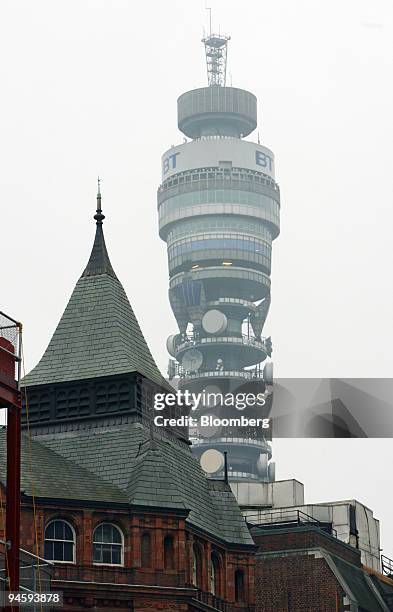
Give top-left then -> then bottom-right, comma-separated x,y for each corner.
235,569 -> 245,602
93,523 -> 123,566
141,532 -> 151,568
164,535 -> 175,570
192,543 -> 202,587
44,520 -> 75,563
210,552 -> 221,595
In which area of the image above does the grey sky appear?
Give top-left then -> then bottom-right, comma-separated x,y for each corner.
1,0 -> 392,557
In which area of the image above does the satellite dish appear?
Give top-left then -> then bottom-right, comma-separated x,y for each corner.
198,422 -> 220,439
200,449 -> 225,474
166,334 -> 181,357
202,309 -> 228,335
182,348 -> 203,371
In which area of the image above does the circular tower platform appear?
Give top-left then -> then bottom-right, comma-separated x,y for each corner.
178,87 -> 257,138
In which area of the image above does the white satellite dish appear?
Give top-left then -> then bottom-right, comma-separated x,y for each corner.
198,421 -> 220,438
202,309 -> 228,335
182,348 -> 203,371
166,334 -> 180,357
200,449 -> 225,474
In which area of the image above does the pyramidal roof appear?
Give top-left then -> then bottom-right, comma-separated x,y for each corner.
23,187 -> 165,388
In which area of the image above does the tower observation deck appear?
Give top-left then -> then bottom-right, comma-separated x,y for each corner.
157,33 -> 280,485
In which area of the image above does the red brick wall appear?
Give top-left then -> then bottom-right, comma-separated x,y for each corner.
253,528 -> 361,566
252,528 -> 358,612
256,553 -> 344,612
6,499 -> 255,610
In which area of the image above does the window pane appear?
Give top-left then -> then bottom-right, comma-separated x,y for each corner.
63,523 -> 73,541
63,542 -> 74,562
102,524 -> 112,543
44,541 -> 54,561
111,527 -> 121,544
53,541 -> 63,561
93,544 -> 102,563
102,544 -> 112,564
54,521 -> 63,540
112,546 -> 121,565
94,524 -> 103,542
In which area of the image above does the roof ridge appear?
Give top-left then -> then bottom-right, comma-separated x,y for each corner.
126,440 -> 188,510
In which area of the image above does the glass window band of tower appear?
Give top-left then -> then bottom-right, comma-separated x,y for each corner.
158,187 -> 279,210
158,191 -> 280,238
169,267 -> 271,302
167,216 -> 272,242
168,234 -> 271,257
158,167 -> 280,200
167,234 -> 272,276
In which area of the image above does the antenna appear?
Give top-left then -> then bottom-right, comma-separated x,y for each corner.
207,6 -> 212,36
202,10 -> 230,87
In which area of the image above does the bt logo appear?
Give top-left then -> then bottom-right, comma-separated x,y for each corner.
256,150 -> 273,172
163,152 -> 180,174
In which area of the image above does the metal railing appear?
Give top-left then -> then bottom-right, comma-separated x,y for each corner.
0,541 -> 54,607
176,333 -> 267,354
190,588 -> 228,611
245,509 -> 338,538
179,368 -> 264,381
381,554 -> 393,578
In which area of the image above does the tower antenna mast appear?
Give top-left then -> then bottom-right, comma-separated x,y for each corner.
202,10 -> 230,87
207,6 -> 212,36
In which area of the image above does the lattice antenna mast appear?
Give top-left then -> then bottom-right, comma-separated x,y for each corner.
202,11 -> 230,87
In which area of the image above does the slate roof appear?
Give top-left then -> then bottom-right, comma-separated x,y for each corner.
329,554 -> 388,612
0,428 -> 127,504
22,205 -> 165,388
37,423 -> 254,546
369,574 -> 393,609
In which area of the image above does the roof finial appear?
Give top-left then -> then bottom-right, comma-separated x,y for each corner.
94,176 -> 105,225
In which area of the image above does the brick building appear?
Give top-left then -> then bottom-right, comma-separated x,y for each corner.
0,193 -> 256,611
250,516 -> 393,611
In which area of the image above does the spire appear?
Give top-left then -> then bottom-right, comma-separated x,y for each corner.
82,178 -> 117,279
22,181 -> 167,389
94,176 -> 105,225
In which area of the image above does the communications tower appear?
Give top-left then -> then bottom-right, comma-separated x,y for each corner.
157,32 -> 280,485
